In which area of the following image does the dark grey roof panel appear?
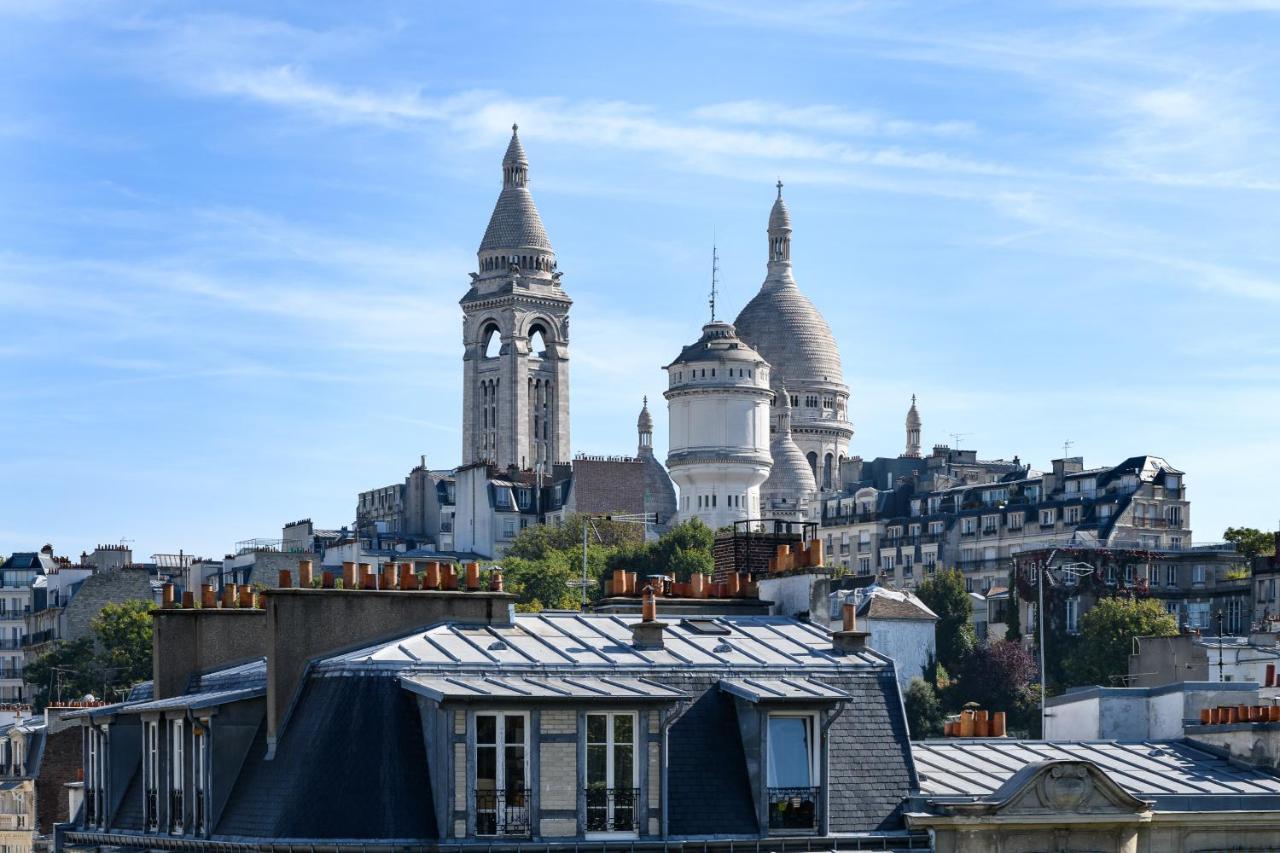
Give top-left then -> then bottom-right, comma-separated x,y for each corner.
401,673 -> 685,702
719,677 -> 848,703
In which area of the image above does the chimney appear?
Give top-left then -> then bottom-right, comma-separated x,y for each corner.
490,568 -> 504,592
298,559 -> 314,588
200,584 -> 215,609
342,562 -> 356,589
161,583 -> 175,609
630,585 -> 666,649
832,600 -> 869,654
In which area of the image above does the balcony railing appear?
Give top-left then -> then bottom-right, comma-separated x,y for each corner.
585,786 -> 640,834
169,789 -> 184,834
475,788 -> 531,837
145,789 -> 159,832
768,787 -> 819,831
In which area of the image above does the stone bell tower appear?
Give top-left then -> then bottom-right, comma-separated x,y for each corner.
461,125 -> 571,470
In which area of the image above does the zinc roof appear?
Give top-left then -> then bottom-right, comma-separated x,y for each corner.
913,739 -> 1280,808
316,612 -> 885,673
401,673 -> 685,702
719,677 -> 849,703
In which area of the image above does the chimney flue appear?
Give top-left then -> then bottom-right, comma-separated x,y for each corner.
631,584 -> 665,649
161,583 -> 175,609
298,559 -> 313,588
833,598 -> 869,654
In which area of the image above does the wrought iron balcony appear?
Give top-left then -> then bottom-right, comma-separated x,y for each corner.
145,789 -> 159,832
475,788 -> 531,837
585,786 -> 640,834
169,789 -> 184,833
768,786 -> 819,831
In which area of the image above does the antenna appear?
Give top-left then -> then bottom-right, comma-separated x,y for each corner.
948,432 -> 970,448
709,235 -> 720,322
1063,439 -> 1074,458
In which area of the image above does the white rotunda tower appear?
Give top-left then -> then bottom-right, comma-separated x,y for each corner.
733,183 -> 853,492
664,320 -> 773,530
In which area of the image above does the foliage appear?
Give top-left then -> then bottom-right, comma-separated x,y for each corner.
92,600 -> 155,686
25,638 -> 99,710
1224,567 -> 1251,581
1224,527 -> 1276,559
1003,568 -> 1021,641
1067,597 -> 1177,687
915,568 -> 976,674
904,678 -> 945,739
500,516 -> 715,610
954,640 -> 1040,735
27,599 -> 156,709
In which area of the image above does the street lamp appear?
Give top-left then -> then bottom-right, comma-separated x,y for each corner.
1036,559 -> 1094,738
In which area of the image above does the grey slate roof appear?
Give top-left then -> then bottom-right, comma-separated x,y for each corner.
912,739 -> 1280,811
112,685 -> 264,714
734,280 -> 844,388
666,320 -> 766,368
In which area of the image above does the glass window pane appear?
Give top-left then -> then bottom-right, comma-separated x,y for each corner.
614,739 -> 634,790
587,713 -> 607,744
476,745 -> 497,788
505,714 -> 525,746
477,714 -> 497,745
767,717 -> 812,788
613,714 -> 633,745
587,744 -> 608,788
504,746 -> 525,791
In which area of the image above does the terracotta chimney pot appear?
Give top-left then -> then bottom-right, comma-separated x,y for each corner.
613,569 -> 626,597
181,591 -> 195,609
642,584 -> 657,622
426,561 -> 441,590
690,573 -> 705,599
809,539 -> 824,567
222,584 -> 237,608
239,586 -> 254,608
342,561 -> 356,589
443,564 -> 459,591
1268,663 -> 1276,687
201,584 -> 215,608
1270,706 -> 1280,723
381,562 -> 396,590
298,559 -> 313,588
278,570 -> 292,589
466,562 -> 481,591
322,570 -> 335,589
991,711 -> 1007,737
842,601 -> 857,633
959,710 -> 975,737
490,569 -> 504,592
727,572 -> 741,597
161,583 -> 175,608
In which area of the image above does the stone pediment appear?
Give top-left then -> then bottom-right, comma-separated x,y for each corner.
943,760 -> 1152,818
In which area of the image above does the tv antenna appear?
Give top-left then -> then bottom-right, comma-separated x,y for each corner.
709,235 -> 720,322
948,432 -> 970,448
1062,439 -> 1074,457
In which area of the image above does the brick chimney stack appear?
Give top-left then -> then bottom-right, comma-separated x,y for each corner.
832,598 -> 869,654
631,585 -> 666,649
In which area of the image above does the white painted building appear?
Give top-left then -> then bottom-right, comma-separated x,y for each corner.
834,585 -> 938,692
664,320 -> 772,530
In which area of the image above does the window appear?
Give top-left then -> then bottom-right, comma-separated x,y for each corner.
922,551 -> 937,568
475,713 -> 530,837
1226,599 -> 1243,635
1187,601 -> 1210,630
1193,564 -> 1206,585
965,577 -> 974,593
857,557 -> 871,576
1098,504 -> 1113,519
193,724 -> 207,835
1040,509 -> 1056,526
86,727 -> 105,828
903,553 -> 914,576
981,514 -> 999,534
1170,536 -> 1183,551
145,721 -> 159,831
928,497 -> 942,514
881,553 -> 896,571
1064,506 -> 1081,524
929,521 -> 945,535
169,719 -> 184,833
586,713 -> 637,835
908,524 -> 921,538
766,714 -> 818,831
1066,597 -> 1080,634
961,517 -> 976,535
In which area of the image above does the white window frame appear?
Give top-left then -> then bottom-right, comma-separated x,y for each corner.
1066,597 -> 1080,634
1040,508 -> 1056,525
144,720 -> 160,832
584,711 -> 639,839
193,723 -> 208,835
473,711 -> 531,838
169,718 -> 184,834
765,711 -> 820,789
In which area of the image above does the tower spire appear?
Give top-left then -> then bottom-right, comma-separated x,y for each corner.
904,394 -> 922,459
767,181 -> 792,268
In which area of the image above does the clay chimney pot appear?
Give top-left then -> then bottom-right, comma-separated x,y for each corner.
278,570 -> 292,589
298,559 -> 313,588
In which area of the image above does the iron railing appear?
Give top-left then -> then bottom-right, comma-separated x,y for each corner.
768,787 -> 819,831
169,788 -> 184,833
145,789 -> 158,832
195,790 -> 206,835
475,788 -> 531,837
585,787 -> 640,833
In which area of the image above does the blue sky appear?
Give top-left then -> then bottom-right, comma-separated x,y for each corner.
2,1 -> 1278,559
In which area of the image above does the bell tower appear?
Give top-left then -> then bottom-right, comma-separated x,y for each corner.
461,125 -> 571,470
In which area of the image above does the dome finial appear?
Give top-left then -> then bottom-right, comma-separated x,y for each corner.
512,122 -> 519,133
776,179 -> 783,199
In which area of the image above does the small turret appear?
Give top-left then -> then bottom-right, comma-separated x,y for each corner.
904,395 -> 922,459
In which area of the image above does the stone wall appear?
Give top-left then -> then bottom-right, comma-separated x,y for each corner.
63,568 -> 155,644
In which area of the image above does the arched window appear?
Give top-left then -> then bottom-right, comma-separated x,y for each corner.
529,324 -> 547,358
807,451 -> 818,478
483,324 -> 501,359
823,453 -> 834,490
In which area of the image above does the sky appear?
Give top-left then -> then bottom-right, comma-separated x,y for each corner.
2,1 -> 1278,560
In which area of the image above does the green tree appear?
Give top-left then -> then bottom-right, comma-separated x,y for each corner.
903,678 -> 945,739
93,600 -> 154,687
955,640 -> 1040,735
24,637 -> 98,710
1068,597 -> 1177,686
1003,568 -> 1022,642
1224,526 -> 1277,559
916,568 -> 976,674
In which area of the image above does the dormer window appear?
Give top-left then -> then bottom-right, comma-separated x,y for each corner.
169,718 -> 185,834
585,712 -> 638,836
766,713 -> 818,832
474,712 -> 530,837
